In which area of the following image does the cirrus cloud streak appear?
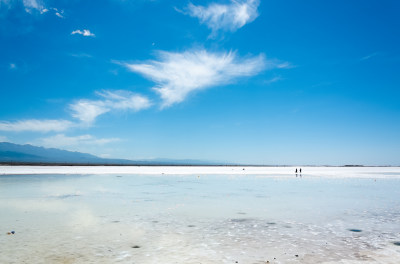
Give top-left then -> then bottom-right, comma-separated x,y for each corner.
124,49 -> 288,108
185,0 -> 260,36
0,119 -> 74,133
36,134 -> 120,149
70,90 -> 152,124
71,29 -> 95,37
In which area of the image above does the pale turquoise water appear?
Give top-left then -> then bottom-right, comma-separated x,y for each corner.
1,173 -> 400,263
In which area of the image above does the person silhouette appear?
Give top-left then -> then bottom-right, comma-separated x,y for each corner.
295,168 -> 298,174
300,168 -> 302,174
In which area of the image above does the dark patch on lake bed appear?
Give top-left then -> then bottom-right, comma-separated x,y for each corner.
348,229 -> 362,232
231,218 -> 249,223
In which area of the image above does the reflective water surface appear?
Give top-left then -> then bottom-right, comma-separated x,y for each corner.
1,171 -> 400,263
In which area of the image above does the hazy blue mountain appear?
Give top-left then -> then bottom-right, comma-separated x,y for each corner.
0,142 -> 111,164
0,142 -> 221,165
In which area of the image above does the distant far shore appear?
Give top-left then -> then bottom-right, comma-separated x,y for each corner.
1,165 -> 400,178
0,162 -> 395,167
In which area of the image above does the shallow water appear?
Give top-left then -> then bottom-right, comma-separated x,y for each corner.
1,171 -> 400,263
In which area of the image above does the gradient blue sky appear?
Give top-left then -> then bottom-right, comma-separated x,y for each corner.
1,0 -> 399,165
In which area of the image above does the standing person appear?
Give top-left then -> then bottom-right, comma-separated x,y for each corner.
295,168 -> 298,174
300,168 -> 302,174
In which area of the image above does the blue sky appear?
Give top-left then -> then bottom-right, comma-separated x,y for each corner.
0,0 -> 399,165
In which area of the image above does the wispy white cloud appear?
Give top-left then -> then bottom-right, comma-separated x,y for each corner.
0,0 -> 64,17
360,52 -> 379,61
124,49 -> 288,107
0,119 -> 74,133
97,90 -> 152,111
9,63 -> 17,69
185,0 -> 260,36
275,61 -> 294,69
36,134 -> 120,149
71,29 -> 95,37
0,0 -> 40,11
70,90 -> 151,124
0,91 -> 150,134
70,100 -> 109,125
0,135 -> 8,142
23,0 -> 44,13
52,7 -> 63,18
264,76 -> 283,85
38,6 -> 63,17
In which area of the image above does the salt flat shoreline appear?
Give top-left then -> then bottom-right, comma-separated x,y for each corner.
1,165 -> 400,178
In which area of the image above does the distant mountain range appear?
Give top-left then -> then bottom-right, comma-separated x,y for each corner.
0,142 -> 220,165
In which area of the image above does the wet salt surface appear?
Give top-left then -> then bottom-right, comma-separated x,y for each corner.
1,169 -> 400,263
